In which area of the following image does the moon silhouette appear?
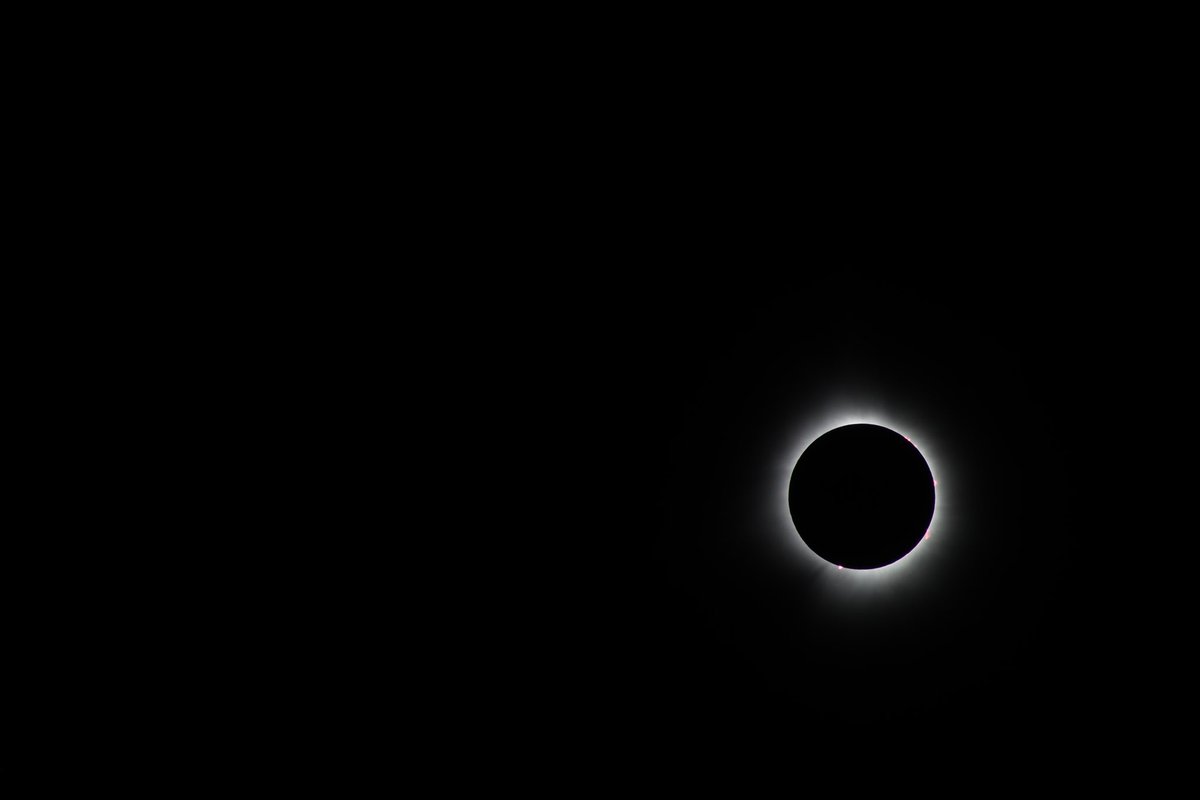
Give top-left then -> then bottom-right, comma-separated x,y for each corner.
788,423 -> 935,569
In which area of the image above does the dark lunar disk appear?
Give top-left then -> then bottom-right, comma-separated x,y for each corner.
788,423 -> 935,569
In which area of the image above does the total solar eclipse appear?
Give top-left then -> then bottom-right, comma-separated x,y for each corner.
788,423 -> 935,570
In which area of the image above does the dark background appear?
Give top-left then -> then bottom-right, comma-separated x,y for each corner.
3,15 -> 1193,783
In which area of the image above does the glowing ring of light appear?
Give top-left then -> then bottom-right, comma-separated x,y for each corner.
767,400 -> 960,601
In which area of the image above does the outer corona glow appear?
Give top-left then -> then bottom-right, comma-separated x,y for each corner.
769,400 -> 959,601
